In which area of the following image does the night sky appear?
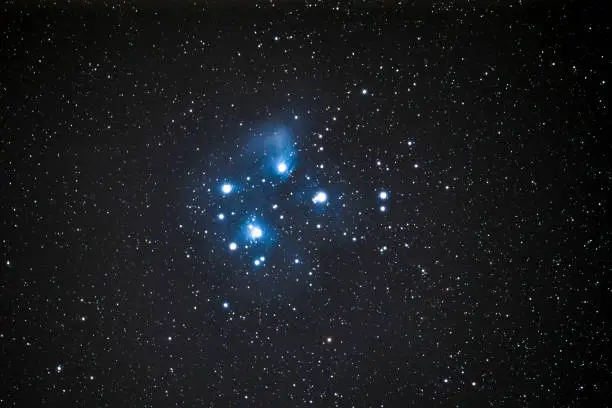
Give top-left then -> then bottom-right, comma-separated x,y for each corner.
1,1 -> 610,407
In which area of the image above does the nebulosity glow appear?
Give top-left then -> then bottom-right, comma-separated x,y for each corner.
277,161 -> 288,174
229,242 -> 238,251
312,191 -> 328,204
379,191 -> 388,200
221,183 -> 233,194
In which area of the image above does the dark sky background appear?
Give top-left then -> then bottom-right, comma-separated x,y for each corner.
0,1 -> 610,407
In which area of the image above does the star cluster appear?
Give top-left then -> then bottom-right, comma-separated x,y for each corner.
193,125 -> 387,288
0,2 -> 609,407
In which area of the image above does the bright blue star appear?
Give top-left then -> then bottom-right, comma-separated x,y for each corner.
379,191 -> 388,200
229,242 -> 237,251
222,301 -> 229,309
218,213 -> 225,220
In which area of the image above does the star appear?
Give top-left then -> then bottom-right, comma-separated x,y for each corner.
222,302 -> 229,309
379,205 -> 386,212
217,213 -> 225,220
221,183 -> 233,194
378,191 -> 388,200
249,225 -> 263,239
229,242 -> 237,251
277,161 -> 288,174
312,191 -> 327,204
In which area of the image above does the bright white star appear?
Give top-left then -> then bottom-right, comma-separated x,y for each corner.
229,242 -> 237,251
218,213 -> 225,220
222,302 -> 229,309
277,162 -> 288,173
221,183 -> 233,194
312,191 -> 327,204
249,226 -> 263,239
379,191 -> 388,200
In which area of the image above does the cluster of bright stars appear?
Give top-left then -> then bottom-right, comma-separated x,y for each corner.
210,131 -> 392,313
